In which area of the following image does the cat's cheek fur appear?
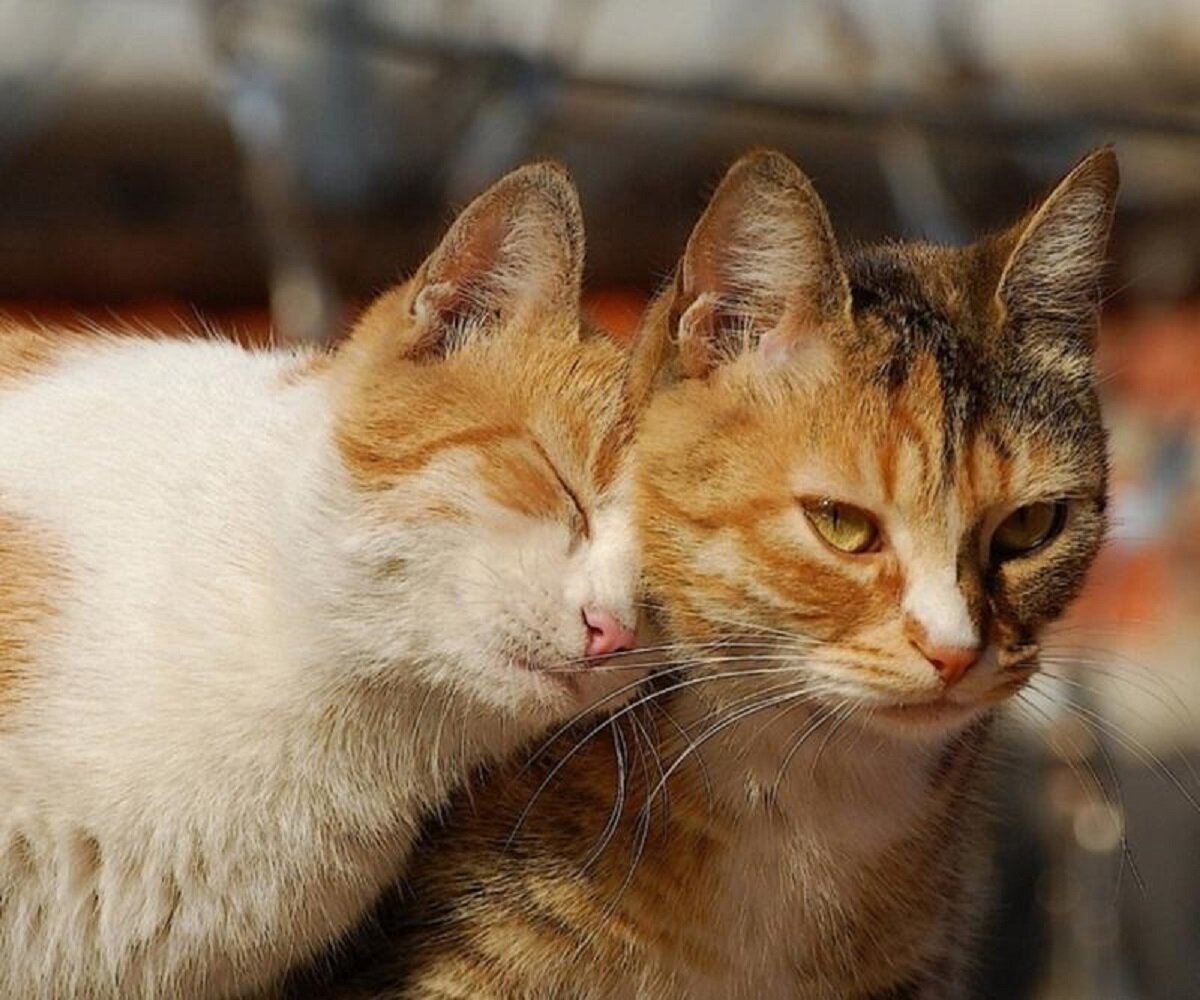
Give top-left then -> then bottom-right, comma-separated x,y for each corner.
419,516 -> 604,712
340,470 -> 642,721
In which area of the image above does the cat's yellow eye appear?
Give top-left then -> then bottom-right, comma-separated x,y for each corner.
991,501 -> 1068,560
801,499 -> 880,555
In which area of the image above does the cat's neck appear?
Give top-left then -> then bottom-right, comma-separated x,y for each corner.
658,668 -> 972,852
589,672 -> 992,1000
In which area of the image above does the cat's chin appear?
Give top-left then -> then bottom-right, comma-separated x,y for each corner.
863,697 -> 988,742
504,654 -> 648,720
499,658 -> 584,716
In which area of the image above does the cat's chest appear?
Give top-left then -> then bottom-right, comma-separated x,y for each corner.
658,769 -> 949,999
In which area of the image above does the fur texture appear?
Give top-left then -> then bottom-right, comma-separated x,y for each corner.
312,148 -> 1118,999
0,164 -> 646,998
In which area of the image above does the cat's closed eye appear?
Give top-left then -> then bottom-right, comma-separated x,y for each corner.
990,500 -> 1068,560
533,440 -> 590,540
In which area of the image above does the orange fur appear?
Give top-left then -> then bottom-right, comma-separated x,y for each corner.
0,160 -> 662,1000
0,325 -> 68,384
332,327 -> 632,532
329,163 -> 632,530
315,711 -> 988,999
0,510 -> 61,708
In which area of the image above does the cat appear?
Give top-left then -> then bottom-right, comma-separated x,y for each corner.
306,146 -> 1119,999
0,162 -> 648,999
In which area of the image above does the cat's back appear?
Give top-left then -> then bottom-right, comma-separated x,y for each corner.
0,326 -> 325,633
0,325 -> 333,765
0,326 -> 328,507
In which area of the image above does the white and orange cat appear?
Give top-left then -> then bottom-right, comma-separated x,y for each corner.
0,164 -> 645,998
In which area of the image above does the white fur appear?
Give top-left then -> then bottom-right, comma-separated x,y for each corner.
901,561 -> 978,650
899,499 -> 978,650
0,336 -> 638,998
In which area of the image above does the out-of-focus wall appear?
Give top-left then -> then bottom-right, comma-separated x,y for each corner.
3,0 -> 1200,306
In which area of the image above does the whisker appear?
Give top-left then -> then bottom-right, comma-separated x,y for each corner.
770,702 -> 844,793
608,717 -> 658,916
1028,682 -> 1200,816
518,659 -> 816,778
645,699 -> 714,810
631,600 -> 824,645
810,703 -> 860,777
629,711 -> 670,831
542,641 -> 791,675
580,721 -> 630,873
1013,693 -> 1146,897
508,667 -> 816,844
1041,648 -> 1194,721
735,685 -> 833,755
643,688 -> 812,814
1038,666 -> 1198,753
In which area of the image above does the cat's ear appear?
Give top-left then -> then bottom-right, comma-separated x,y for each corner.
668,149 -> 851,380
361,162 -> 584,361
994,147 -> 1118,343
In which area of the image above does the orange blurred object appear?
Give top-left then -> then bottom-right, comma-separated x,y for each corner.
584,289 -> 648,344
1100,307 -> 1200,420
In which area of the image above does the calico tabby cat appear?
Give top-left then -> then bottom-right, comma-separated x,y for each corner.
312,147 -> 1118,999
0,163 -> 646,998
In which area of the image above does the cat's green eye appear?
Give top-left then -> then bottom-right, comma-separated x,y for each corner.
991,501 -> 1068,560
801,499 -> 880,555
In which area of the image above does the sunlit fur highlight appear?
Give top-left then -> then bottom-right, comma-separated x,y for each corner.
0,511 -> 61,708
0,324 -> 71,384
311,148 -> 1118,999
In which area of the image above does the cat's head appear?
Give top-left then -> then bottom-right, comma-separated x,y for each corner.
328,164 -> 643,725
633,148 -> 1117,742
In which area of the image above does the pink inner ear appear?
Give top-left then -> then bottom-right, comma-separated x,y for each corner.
757,328 -> 794,366
429,207 -> 508,293
756,322 -> 836,378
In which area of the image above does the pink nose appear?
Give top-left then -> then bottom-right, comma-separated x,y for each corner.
915,642 -> 982,686
582,607 -> 637,658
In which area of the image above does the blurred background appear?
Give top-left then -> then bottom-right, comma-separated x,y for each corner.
0,1 -> 1197,996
